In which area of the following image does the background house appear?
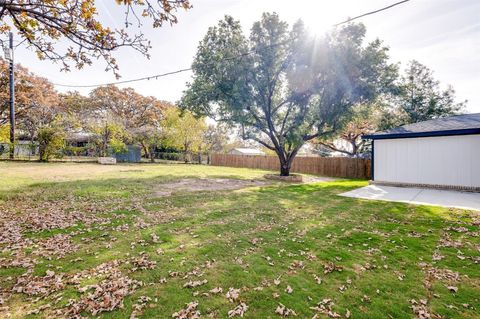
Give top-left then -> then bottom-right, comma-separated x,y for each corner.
363,113 -> 480,190
229,148 -> 266,156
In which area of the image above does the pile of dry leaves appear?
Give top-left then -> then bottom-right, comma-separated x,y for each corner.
63,261 -> 142,317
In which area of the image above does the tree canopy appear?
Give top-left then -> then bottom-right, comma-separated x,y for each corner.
0,0 -> 192,77
392,60 -> 465,125
161,107 -> 207,162
88,85 -> 167,134
181,13 -> 397,175
315,103 -> 382,157
0,58 -> 58,126
315,59 -> 467,157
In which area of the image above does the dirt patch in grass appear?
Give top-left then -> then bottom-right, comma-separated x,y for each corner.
154,176 -> 335,196
155,178 -> 271,196
302,175 -> 337,183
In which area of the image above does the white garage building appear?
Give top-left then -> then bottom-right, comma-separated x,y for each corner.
363,113 -> 480,191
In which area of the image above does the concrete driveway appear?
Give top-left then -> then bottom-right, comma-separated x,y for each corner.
340,185 -> 480,211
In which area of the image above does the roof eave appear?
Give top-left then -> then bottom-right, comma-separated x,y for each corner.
363,128 -> 480,140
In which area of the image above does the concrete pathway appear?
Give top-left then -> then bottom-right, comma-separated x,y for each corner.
340,185 -> 480,211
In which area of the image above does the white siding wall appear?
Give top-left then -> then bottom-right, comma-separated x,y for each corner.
374,134 -> 480,187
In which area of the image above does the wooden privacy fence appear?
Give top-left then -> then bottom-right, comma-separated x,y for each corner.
210,154 -> 371,179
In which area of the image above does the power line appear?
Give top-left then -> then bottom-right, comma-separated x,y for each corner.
334,0 -> 410,26
13,38 -> 27,48
54,68 -> 192,88
52,0 -> 411,89
52,41 -> 285,88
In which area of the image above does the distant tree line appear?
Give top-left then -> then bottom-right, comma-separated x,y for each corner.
0,60 -> 233,162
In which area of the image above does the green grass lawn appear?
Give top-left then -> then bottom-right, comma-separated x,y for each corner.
0,162 -> 478,319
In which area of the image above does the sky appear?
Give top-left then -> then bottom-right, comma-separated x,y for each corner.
9,0 -> 480,113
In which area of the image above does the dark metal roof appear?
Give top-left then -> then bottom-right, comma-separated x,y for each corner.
363,113 -> 480,140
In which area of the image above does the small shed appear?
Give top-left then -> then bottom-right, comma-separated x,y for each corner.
114,145 -> 142,163
363,113 -> 480,191
229,148 -> 266,156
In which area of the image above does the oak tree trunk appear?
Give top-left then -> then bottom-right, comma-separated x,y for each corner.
39,143 -> 47,162
279,157 -> 293,176
149,149 -> 155,162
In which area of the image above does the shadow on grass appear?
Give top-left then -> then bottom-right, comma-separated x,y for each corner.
1,172 -> 457,221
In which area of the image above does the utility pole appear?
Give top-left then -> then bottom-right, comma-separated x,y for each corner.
7,32 -> 15,159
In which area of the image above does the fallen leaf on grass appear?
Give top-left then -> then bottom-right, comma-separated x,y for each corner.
288,260 -> 304,271
130,255 -> 157,271
151,233 -> 161,243
251,238 -> 261,245
395,271 -> 405,281
130,295 -> 153,319
275,303 -> 297,317
408,231 -> 424,238
274,277 -> 281,286
310,299 -> 340,318
228,302 -> 248,317
209,287 -> 223,294
410,299 -> 431,319
446,286 -> 458,293
323,262 -> 343,274
437,233 -> 463,248
226,288 -> 240,302
184,280 -> 208,288
423,265 -> 460,282
65,272 -> 141,316
172,301 -> 200,319
432,251 -> 444,261
361,295 -> 371,303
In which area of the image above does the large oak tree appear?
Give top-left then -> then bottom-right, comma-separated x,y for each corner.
181,13 -> 397,176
